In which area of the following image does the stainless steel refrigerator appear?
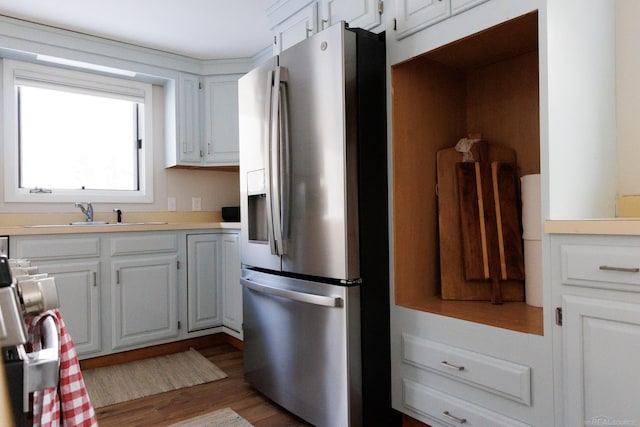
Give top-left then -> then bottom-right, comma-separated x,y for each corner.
239,22 -> 394,427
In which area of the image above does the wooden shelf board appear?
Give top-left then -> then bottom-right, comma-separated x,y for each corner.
397,295 -> 543,336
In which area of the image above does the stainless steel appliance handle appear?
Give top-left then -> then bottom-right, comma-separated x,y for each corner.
264,66 -> 288,255
241,278 -> 343,308
264,70 -> 276,254
278,67 -> 291,253
269,66 -> 284,255
264,70 -> 279,255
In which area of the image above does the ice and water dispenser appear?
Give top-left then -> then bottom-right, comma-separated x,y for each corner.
247,169 -> 268,242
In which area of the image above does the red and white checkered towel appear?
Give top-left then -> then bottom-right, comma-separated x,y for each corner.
28,309 -> 98,427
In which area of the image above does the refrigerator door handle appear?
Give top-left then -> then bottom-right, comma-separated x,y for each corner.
264,69 -> 279,255
278,67 -> 291,254
241,278 -> 343,308
265,66 -> 290,256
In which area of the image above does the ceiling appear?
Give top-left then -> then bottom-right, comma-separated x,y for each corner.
0,0 -> 273,60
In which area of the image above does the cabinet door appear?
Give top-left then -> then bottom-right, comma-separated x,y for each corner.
563,295 -> 640,427
187,234 -> 222,331
322,0 -> 381,30
394,0 -> 450,39
111,255 -> 178,349
450,0 -> 488,16
203,75 -> 240,166
274,2 -> 318,54
178,73 -> 202,164
221,233 -> 242,334
37,261 -> 101,355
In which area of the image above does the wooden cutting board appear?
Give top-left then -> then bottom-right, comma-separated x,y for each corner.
437,142 -> 524,301
491,161 -> 525,281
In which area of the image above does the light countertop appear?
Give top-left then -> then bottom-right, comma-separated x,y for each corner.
545,219 -> 640,236
0,222 -> 240,236
0,211 -> 240,236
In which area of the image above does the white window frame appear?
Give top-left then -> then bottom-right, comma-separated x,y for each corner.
2,59 -> 154,203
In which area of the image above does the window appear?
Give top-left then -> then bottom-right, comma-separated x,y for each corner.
3,59 -> 154,202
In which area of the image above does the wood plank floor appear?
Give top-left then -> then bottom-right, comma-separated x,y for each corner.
92,342 -> 311,427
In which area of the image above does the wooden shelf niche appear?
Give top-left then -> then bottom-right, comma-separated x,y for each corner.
392,12 -> 543,335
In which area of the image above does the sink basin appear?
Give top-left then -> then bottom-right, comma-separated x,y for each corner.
70,221 -> 109,226
112,222 -> 168,226
24,221 -> 168,228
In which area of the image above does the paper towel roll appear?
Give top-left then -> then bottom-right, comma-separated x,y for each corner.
524,239 -> 543,307
521,174 -> 541,240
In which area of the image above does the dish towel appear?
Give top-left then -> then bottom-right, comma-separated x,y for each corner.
27,309 -> 98,427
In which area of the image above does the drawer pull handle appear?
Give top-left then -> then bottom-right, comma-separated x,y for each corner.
599,265 -> 640,273
441,361 -> 464,371
443,411 -> 467,424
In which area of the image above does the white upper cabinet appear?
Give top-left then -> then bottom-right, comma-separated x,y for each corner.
394,0 -> 488,39
451,0 -> 489,15
395,0 -> 450,39
320,0 -> 382,31
204,75 -> 241,166
177,73 -> 202,164
269,0 -> 382,53
168,73 -> 240,168
273,2 -> 318,54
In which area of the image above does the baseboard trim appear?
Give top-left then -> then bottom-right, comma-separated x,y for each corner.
80,333 -> 242,370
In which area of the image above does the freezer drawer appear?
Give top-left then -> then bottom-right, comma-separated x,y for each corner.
241,269 -> 361,427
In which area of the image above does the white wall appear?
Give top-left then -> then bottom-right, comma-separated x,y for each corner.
616,0 -> 640,197
545,0 -> 617,219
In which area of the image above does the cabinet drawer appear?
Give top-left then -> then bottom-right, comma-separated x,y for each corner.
402,333 -> 531,405
562,244 -> 640,291
15,236 -> 100,260
403,379 -> 530,427
110,233 -> 177,256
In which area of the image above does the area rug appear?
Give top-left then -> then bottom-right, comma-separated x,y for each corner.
169,407 -> 253,427
83,348 -> 227,408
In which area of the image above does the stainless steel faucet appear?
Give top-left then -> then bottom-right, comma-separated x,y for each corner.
74,202 -> 94,222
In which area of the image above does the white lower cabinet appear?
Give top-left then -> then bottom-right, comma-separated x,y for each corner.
396,335 -> 534,427
10,228 -> 241,358
221,232 -> 242,335
563,295 -> 640,427
186,232 -> 242,337
391,307 -> 554,427
35,261 -> 102,355
111,254 -> 179,349
187,234 -> 222,331
552,233 -> 640,427
401,334 -> 531,406
12,235 -> 102,356
403,379 -> 530,427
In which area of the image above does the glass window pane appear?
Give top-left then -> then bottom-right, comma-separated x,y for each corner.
18,85 -> 139,191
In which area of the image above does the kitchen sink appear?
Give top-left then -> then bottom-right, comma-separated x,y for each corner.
24,221 -> 168,228
70,221 -> 109,226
